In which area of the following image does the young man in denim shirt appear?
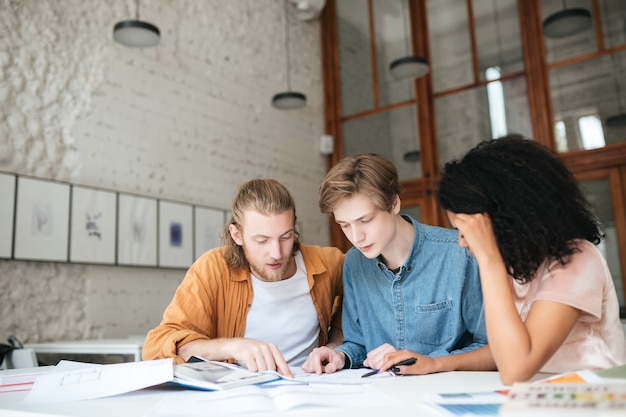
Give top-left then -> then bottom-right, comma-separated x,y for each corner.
302,153 -> 495,375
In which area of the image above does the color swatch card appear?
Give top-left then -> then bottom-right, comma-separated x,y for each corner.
500,381 -> 626,416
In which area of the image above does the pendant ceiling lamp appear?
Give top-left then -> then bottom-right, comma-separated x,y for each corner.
389,0 -> 429,80
113,0 -> 160,48
606,113 -> 626,127
543,0 -> 592,39
272,0 -> 306,110
291,0 -> 326,21
390,56 -> 429,80
402,150 -> 420,162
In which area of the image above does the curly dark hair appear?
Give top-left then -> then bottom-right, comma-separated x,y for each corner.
437,134 -> 603,284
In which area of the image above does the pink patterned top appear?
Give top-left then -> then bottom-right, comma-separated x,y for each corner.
511,240 -> 626,373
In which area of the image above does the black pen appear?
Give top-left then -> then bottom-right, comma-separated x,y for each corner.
389,357 -> 417,373
360,369 -> 378,378
361,357 -> 417,378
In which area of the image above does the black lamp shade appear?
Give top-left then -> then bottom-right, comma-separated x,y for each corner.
543,8 -> 592,38
113,20 -> 160,48
272,92 -> 306,110
389,56 -> 430,80
606,113 -> 626,128
403,150 -> 420,162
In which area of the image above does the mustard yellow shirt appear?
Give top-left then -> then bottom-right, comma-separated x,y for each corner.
142,244 -> 344,363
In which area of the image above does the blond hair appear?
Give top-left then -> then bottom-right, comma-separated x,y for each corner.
222,178 -> 300,269
319,153 -> 401,214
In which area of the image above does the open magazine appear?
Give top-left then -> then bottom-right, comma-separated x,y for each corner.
172,355 -> 402,391
171,360 -> 280,390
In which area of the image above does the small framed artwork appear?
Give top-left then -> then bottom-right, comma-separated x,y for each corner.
117,193 -> 157,267
0,172 -> 16,258
69,185 -> 117,264
158,200 -> 193,268
194,206 -> 226,259
14,176 -> 70,262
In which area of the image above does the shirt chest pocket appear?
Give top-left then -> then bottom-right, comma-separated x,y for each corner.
414,300 -> 454,346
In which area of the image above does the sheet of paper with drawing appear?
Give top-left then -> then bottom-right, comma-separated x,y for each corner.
23,359 -> 174,404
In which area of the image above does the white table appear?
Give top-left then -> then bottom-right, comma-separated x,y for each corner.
24,336 -> 144,362
0,369 -> 507,417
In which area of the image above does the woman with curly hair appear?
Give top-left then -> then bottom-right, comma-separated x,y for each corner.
437,134 -> 625,384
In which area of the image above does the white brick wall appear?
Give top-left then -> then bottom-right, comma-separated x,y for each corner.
0,0 -> 329,343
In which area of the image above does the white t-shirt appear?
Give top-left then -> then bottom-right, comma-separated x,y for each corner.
512,240 -> 626,373
244,252 -> 320,366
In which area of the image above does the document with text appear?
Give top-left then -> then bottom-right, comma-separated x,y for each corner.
148,383 -> 395,416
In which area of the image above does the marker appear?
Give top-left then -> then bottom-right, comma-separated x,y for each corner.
361,357 -> 417,378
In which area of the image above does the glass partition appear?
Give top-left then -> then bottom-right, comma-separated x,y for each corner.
599,0 -> 626,49
427,0 -> 473,93
578,177 -> 625,310
541,0 -> 597,64
435,76 -> 532,167
342,105 -> 420,180
374,0 -> 415,106
550,51 -> 626,152
326,0 -> 626,299
337,0 -> 374,116
474,0 -> 524,82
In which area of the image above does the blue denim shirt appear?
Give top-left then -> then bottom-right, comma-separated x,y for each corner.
336,215 -> 487,368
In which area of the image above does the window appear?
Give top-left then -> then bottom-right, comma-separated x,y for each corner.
578,114 -> 606,150
554,120 -> 568,153
486,67 -> 507,139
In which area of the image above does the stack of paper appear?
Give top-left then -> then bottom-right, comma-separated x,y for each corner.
23,359 -> 173,403
0,367 -> 49,393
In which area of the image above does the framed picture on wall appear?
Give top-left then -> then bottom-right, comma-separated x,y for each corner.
194,206 -> 226,259
0,172 -> 16,258
14,176 -> 70,262
69,185 -> 117,264
158,200 -> 193,268
117,193 -> 157,267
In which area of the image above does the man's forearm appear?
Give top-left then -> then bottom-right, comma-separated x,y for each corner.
177,338 -> 232,362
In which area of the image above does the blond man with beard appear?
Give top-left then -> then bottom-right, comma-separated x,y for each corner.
143,179 -> 344,377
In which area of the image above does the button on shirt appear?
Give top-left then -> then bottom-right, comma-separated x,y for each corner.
336,215 -> 487,369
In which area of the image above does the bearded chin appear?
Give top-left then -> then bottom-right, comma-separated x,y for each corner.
250,262 -> 288,282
